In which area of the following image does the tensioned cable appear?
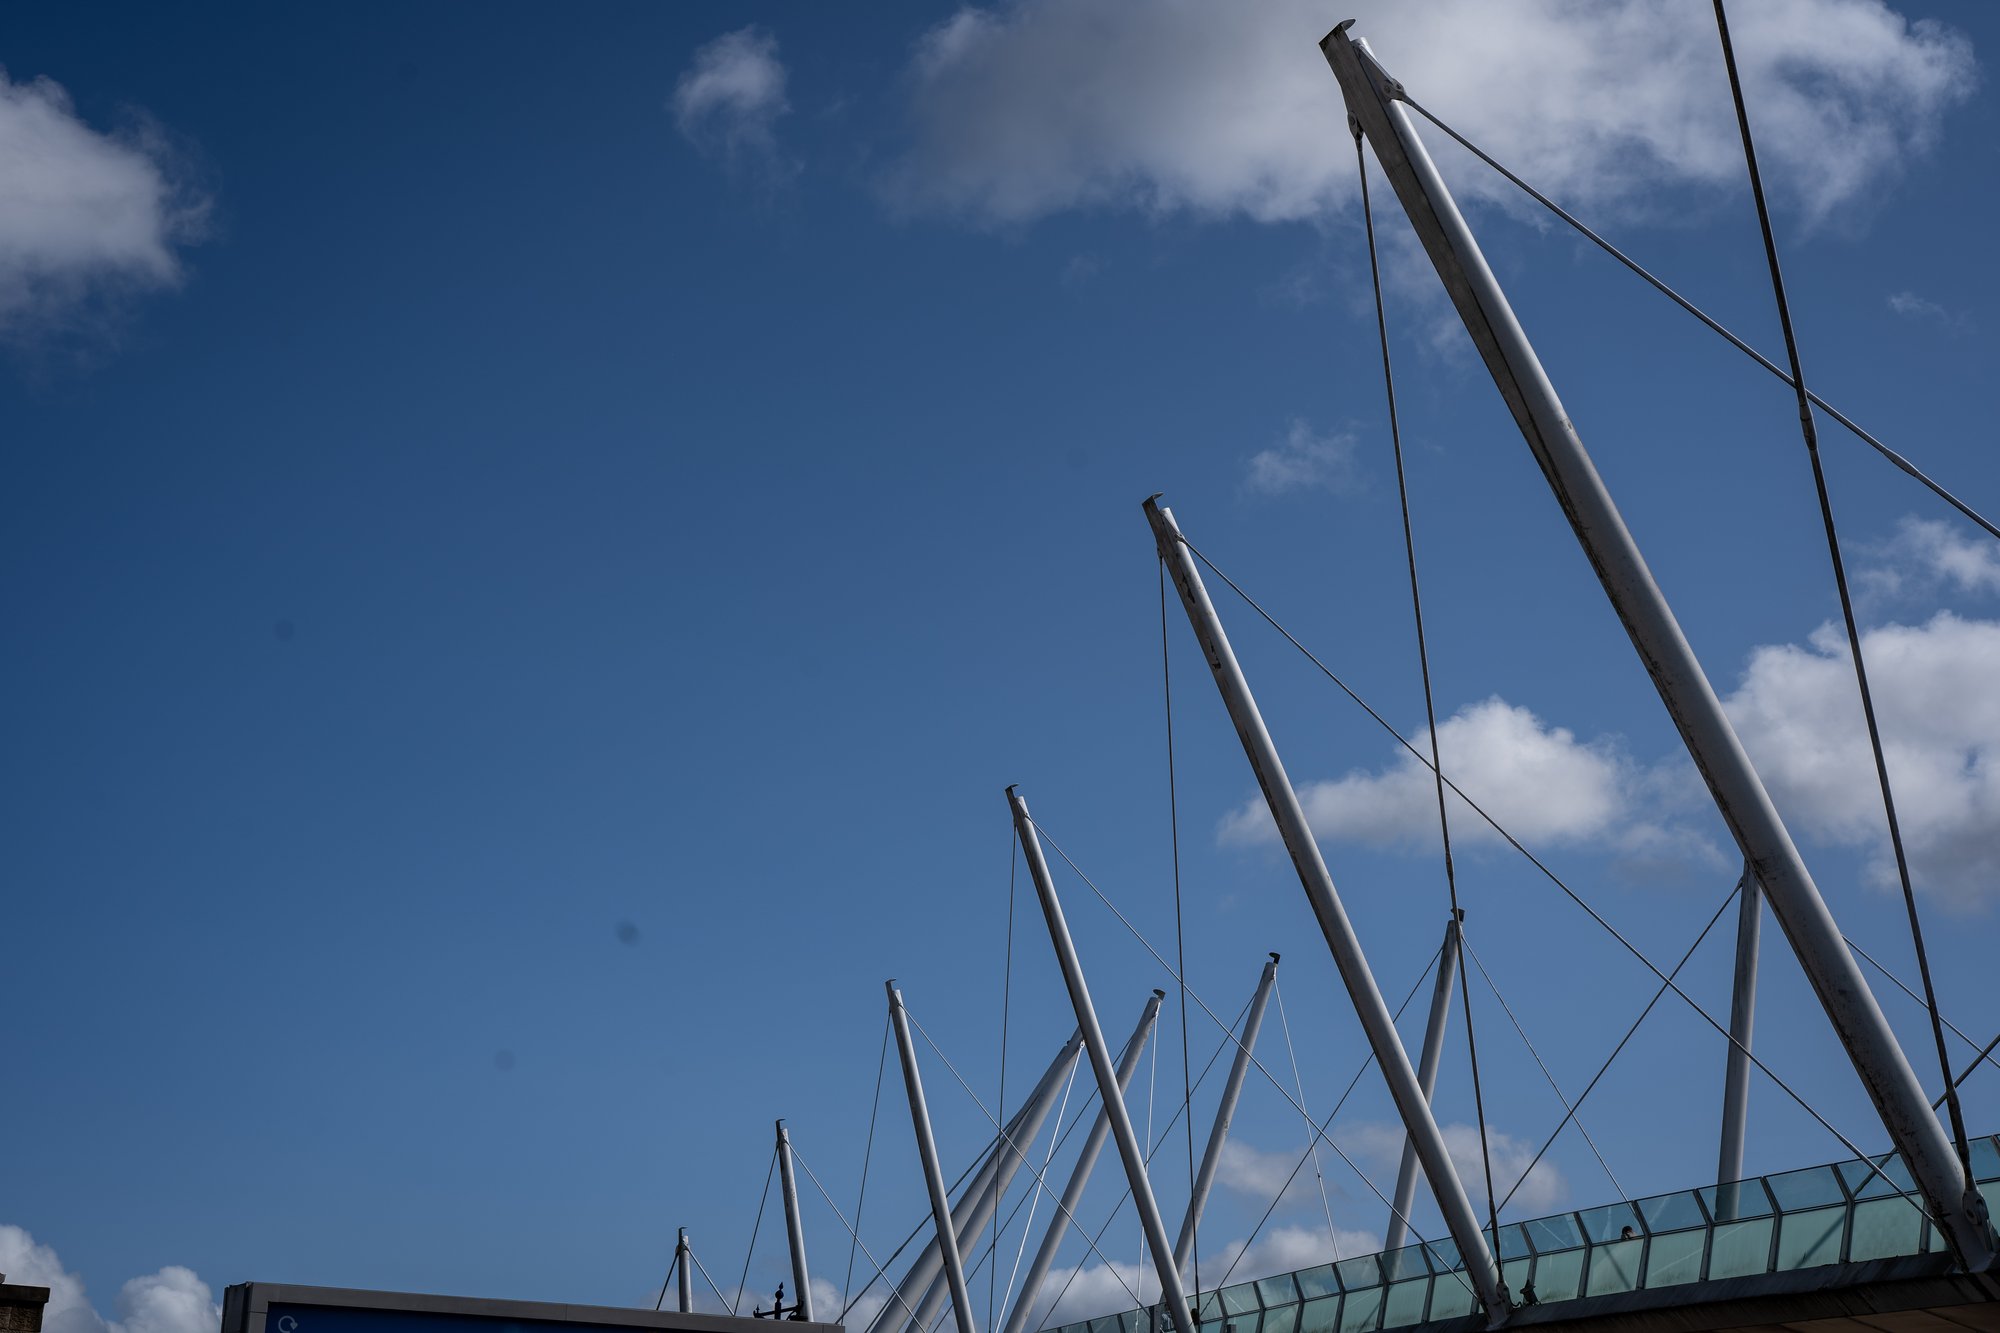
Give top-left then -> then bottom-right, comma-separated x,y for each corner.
1210,952 -> 1442,1292
794,1144 -> 926,1330
1273,977 -> 1343,1261
733,1145 -> 779,1314
846,1015 -> 893,1310
1940,1033 -> 2000,1109
1847,935 -> 2000,1088
1394,96 -> 2000,545
1159,561 -> 1203,1302
1711,0 -> 1971,1182
1355,119 -> 1503,1254
1494,883 -> 1737,1213
1172,533 -> 1914,1184
689,1252 -> 735,1313
1458,933 -> 1626,1202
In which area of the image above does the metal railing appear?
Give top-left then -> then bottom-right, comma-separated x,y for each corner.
1046,1135 -> 2000,1333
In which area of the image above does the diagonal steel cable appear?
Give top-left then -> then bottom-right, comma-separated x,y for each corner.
1397,95 -> 1999,544
1458,932 -> 1626,1203
733,1146 -> 778,1314
794,1143 -> 927,1329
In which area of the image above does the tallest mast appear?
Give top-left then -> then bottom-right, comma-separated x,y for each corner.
1319,22 -> 1992,1268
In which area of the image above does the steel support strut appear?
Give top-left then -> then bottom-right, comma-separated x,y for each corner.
1717,863 -> 1761,1204
1005,992 -> 1165,1333
1320,22 -> 1993,1269
1385,914 -> 1461,1255
675,1229 -> 693,1314
1009,788 -> 1198,1333
1176,954 -> 1280,1284
777,1122 -> 816,1322
888,980 -> 981,1333
1143,500 -> 1508,1323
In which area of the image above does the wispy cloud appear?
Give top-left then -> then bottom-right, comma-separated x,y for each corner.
1861,516 -> 2000,602
881,0 -> 1976,228
0,70 -> 208,345
1243,419 -> 1361,497
1887,289 -> 1972,332
671,27 -> 794,180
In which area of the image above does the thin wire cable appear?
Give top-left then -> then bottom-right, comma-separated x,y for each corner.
1355,122 -> 1502,1253
1459,933 -> 1626,1202
1396,95 -> 2000,545
1495,883 -> 1735,1212
690,1253 -> 735,1313
1159,560 -> 1202,1302
1172,534 -> 1910,1182
1846,934 -> 2000,1087
795,1145 -> 927,1329
1273,977 -> 1343,1259
1939,1033 -> 2000,1108
655,1240 -> 676,1311
846,1016 -> 893,1311
733,1146 -> 778,1315
1712,0 -> 1971,1182
1208,948 -> 1448,1288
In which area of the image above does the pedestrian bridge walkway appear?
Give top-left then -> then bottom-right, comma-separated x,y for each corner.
1050,1137 -> 2000,1333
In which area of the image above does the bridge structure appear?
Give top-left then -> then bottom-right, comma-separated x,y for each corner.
803,16 -> 2000,1333
1042,1141 -> 2000,1333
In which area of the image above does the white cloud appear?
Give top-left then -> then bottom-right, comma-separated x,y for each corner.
1031,1225 -> 1380,1329
1863,517 -> 2000,602
1724,612 -> 2000,910
0,1226 -> 218,1333
1216,1139 -> 1313,1203
1243,419 -> 1361,497
1219,697 -> 1718,875
0,70 -> 207,340
1886,290 -> 1972,332
1036,1255 -> 1158,1329
1341,1121 -> 1567,1219
671,28 -> 793,175
882,0 -> 1975,228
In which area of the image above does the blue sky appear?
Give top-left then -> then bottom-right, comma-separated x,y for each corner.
4,3 -> 1998,1332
